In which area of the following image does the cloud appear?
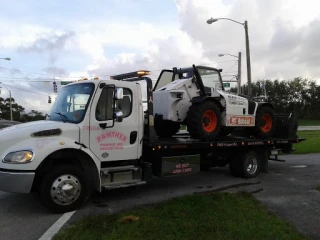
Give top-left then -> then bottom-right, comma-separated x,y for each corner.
42,66 -> 69,77
0,22 -> 51,49
171,0 -> 320,82
18,31 -> 75,64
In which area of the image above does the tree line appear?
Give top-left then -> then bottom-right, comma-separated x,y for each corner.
0,97 -> 46,122
230,77 -> 320,119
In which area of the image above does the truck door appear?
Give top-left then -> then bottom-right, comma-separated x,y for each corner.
89,81 -> 140,162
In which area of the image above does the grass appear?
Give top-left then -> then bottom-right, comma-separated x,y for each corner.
294,131 -> 320,154
316,185 -> 320,191
298,119 -> 320,126
179,125 -> 187,130
54,192 -> 306,240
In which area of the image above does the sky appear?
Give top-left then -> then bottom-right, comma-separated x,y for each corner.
0,0 -> 320,114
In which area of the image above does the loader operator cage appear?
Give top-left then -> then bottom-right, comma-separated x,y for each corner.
153,65 -> 225,93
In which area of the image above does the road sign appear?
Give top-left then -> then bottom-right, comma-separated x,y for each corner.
223,83 -> 230,88
60,81 -> 73,85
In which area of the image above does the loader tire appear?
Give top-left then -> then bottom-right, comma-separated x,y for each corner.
253,106 -> 276,139
155,120 -> 180,137
219,127 -> 234,137
186,101 -> 221,141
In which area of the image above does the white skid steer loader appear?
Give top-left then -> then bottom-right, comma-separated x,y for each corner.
152,65 -> 278,140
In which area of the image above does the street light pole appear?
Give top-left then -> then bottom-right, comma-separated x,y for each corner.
244,21 -> 252,95
0,83 -> 13,121
237,52 -> 242,94
207,18 -> 252,95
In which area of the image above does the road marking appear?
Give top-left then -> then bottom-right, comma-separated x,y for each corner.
38,211 -> 76,240
290,165 -> 307,168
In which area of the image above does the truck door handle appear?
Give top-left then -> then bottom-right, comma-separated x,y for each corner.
130,131 -> 138,144
99,123 -> 107,129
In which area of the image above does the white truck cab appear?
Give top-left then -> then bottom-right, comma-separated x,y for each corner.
0,78 -> 145,212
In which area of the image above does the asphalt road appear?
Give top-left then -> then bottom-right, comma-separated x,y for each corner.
0,153 -> 319,240
298,126 -> 320,131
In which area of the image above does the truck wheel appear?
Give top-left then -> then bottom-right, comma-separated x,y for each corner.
229,151 -> 260,178
187,101 -> 221,141
239,151 -> 260,178
155,120 -> 181,137
253,106 -> 276,138
39,165 -> 90,213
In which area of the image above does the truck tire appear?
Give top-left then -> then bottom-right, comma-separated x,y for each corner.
155,120 -> 180,137
39,165 -> 90,213
240,150 -> 260,178
253,106 -> 276,138
186,101 -> 221,141
229,150 -> 260,178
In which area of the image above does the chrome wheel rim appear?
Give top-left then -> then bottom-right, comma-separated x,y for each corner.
50,174 -> 81,206
246,156 -> 258,175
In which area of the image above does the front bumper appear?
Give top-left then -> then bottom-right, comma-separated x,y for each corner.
0,170 -> 35,193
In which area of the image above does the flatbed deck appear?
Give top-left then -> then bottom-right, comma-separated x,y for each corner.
147,133 -> 305,152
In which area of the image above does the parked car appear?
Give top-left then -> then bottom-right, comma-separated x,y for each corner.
0,118 -> 21,129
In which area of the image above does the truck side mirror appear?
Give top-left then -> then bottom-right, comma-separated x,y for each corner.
114,111 -> 123,122
115,88 -> 123,100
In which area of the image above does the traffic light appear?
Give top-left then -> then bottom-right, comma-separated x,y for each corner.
48,96 -> 51,103
53,81 -> 57,93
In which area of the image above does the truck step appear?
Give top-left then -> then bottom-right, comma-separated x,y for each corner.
102,180 -> 146,190
100,165 -> 139,176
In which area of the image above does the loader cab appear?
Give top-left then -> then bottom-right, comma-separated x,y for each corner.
154,65 -> 225,96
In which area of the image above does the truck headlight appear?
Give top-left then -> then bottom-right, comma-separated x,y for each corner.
3,151 -> 34,164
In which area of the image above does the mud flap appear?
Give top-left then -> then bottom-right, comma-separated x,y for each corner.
257,148 -> 269,173
161,154 -> 200,177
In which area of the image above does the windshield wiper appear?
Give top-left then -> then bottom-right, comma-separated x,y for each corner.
54,112 -> 68,123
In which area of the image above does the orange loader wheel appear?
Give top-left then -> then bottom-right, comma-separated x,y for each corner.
260,113 -> 273,133
203,110 -> 217,133
253,105 -> 276,139
187,101 -> 221,141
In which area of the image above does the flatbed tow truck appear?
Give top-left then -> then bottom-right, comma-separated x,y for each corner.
0,69 -> 305,213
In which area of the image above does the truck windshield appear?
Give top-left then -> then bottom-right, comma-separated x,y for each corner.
197,67 -> 223,91
48,83 -> 94,123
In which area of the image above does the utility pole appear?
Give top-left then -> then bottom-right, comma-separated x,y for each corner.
244,20 -> 252,95
207,18 -> 252,95
237,52 -> 242,94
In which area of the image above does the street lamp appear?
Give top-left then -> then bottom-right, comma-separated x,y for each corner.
207,17 -> 252,95
218,52 -> 242,94
0,83 -> 13,121
218,53 -> 238,58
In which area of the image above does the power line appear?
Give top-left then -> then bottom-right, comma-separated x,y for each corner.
223,62 -> 238,74
2,83 -> 50,97
0,66 -> 80,79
